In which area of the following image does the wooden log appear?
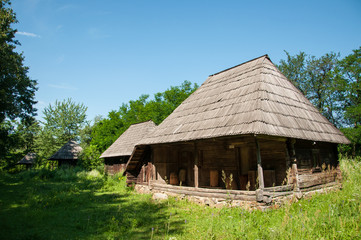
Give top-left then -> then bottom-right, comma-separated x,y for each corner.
151,185 -> 257,201
194,142 -> 199,188
299,176 -> 338,189
152,164 -> 156,180
255,138 -> 264,190
298,172 -> 337,182
255,138 -> 264,202
151,183 -> 257,196
194,165 -> 199,188
300,182 -> 341,192
263,190 -> 294,197
146,162 -> 152,187
288,139 -> 301,198
264,184 -> 294,192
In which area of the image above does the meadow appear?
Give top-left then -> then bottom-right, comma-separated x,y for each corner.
0,158 -> 360,240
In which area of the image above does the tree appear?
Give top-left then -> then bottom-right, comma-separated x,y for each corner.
278,51 -> 308,95
278,48 -> 361,157
148,80 -> 198,124
42,98 -> 87,143
338,47 -> 361,127
278,51 -> 342,126
337,47 -> 361,156
82,80 -> 198,169
0,117 -> 40,171
34,99 -> 87,166
88,112 -> 125,154
306,53 -> 342,126
0,0 -> 38,158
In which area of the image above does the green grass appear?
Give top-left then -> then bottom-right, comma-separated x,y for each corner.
0,158 -> 360,239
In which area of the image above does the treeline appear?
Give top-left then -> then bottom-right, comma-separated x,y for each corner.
0,81 -> 198,171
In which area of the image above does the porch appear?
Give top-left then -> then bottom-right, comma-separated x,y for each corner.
128,135 -> 341,203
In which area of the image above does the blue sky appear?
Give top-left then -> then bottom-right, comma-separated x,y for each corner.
11,0 -> 361,122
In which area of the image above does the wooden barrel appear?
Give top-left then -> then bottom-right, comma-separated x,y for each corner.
178,169 -> 186,183
239,175 -> 248,190
210,170 -> 219,187
169,172 -> 179,185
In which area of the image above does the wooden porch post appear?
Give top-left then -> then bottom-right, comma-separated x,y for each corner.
194,142 -> 199,188
289,139 -> 302,198
146,162 -> 152,188
255,137 -> 264,202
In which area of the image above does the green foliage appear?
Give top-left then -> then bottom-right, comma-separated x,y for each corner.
278,51 -> 342,127
338,46 -> 361,127
31,98 -> 88,167
278,51 -> 308,94
0,118 -> 40,172
78,144 -> 103,170
90,111 -> 125,154
306,53 -> 342,125
0,158 -> 360,239
0,0 -> 38,160
278,48 -> 361,156
336,47 -> 361,157
42,98 -> 87,143
340,126 -> 361,157
78,80 -> 197,169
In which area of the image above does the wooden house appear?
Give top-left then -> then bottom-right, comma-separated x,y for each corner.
17,152 -> 37,169
100,120 -> 156,175
49,140 -> 83,167
126,55 -> 350,203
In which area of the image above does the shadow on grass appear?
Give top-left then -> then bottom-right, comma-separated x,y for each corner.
0,174 -> 185,240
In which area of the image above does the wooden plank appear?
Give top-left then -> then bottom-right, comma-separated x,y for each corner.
300,182 -> 341,192
298,172 -> 337,182
263,190 -> 293,197
194,143 -> 199,188
255,138 -> 264,190
264,184 -> 294,192
299,176 -> 338,188
194,165 -> 199,188
151,183 -> 256,196
151,185 -> 257,201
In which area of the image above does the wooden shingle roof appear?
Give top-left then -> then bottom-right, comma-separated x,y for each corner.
49,140 -> 83,160
100,120 -> 156,158
139,55 -> 350,145
18,152 -> 37,165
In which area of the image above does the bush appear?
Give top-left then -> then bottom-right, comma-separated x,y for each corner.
78,144 -> 103,170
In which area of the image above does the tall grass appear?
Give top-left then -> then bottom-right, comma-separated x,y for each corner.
0,158 -> 360,239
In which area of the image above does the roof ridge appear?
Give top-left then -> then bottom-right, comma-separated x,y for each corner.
209,54 -> 269,77
129,120 -> 155,126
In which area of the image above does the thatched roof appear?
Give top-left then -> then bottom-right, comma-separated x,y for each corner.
100,120 -> 156,158
18,152 -> 37,165
139,55 -> 350,145
49,140 -> 83,160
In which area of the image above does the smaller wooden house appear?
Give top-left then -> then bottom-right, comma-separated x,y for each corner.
49,140 -> 83,167
100,120 -> 156,175
17,152 -> 37,169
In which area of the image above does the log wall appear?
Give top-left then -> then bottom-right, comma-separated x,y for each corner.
104,156 -> 129,175
150,137 -> 339,193
151,136 -> 289,190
